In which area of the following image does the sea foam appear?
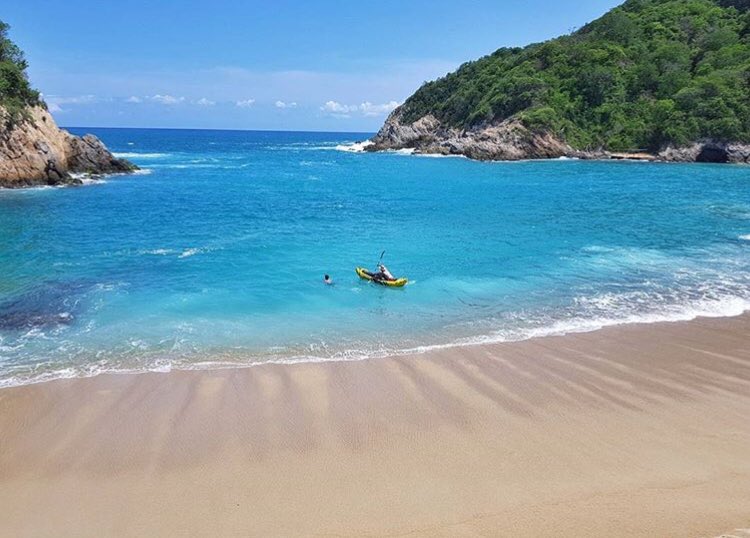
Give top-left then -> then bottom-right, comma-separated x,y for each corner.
334,140 -> 373,153
113,152 -> 170,159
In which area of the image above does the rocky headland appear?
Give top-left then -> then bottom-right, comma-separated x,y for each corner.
0,106 -> 136,188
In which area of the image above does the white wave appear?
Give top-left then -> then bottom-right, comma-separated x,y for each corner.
0,184 -> 63,193
334,140 -> 373,153
113,152 -> 170,159
408,293 -> 750,354
140,248 -> 176,256
740,234 -> 750,241
151,164 -> 235,169
133,169 -> 153,175
68,172 -> 105,186
3,288 -> 750,390
299,160 -> 336,167
135,246 -> 211,258
581,245 -> 614,253
179,247 -> 210,258
413,152 -> 466,159
78,177 -> 105,185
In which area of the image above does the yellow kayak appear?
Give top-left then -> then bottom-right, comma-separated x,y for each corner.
356,267 -> 408,287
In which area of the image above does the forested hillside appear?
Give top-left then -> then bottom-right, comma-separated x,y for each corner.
398,0 -> 750,151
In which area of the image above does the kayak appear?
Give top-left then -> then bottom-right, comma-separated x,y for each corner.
356,267 -> 408,288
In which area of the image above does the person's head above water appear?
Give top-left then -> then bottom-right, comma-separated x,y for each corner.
324,274 -> 332,284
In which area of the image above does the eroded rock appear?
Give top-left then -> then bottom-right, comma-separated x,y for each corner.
370,107 -> 750,164
0,106 -> 136,188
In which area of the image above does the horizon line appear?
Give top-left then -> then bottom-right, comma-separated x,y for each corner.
61,125 -> 376,135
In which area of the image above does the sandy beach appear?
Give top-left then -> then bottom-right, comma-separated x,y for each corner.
1,314 -> 749,537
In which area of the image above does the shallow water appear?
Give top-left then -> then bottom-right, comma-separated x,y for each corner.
0,127 -> 749,386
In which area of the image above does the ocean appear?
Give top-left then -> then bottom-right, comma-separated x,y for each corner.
0,127 -> 749,387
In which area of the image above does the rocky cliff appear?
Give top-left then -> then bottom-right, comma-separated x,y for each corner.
369,109 -> 574,161
369,107 -> 750,164
0,106 -> 135,188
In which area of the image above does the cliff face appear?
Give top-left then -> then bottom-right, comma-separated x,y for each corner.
370,107 -> 750,164
369,109 -> 574,161
0,106 -> 135,188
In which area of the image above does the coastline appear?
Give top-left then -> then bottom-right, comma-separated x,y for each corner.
366,142 -> 750,164
366,110 -> 750,165
2,314 -> 749,536
2,293 -> 748,390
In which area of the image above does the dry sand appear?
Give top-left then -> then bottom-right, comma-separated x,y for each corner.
1,315 -> 750,537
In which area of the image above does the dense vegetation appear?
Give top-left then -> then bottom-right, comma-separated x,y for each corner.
400,0 -> 750,151
0,20 -> 42,126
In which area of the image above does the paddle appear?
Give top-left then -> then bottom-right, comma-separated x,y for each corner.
373,250 -> 386,281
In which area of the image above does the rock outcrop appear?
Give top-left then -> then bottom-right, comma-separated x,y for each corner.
369,107 -> 750,164
658,142 -> 750,164
368,109 -> 574,161
0,106 -> 135,188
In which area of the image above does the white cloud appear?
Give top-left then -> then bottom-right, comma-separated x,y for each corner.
126,96 -> 142,103
35,59 -> 457,128
43,94 -> 100,114
44,94 -> 97,106
359,100 -> 400,117
147,94 -> 185,105
275,100 -> 297,109
195,97 -> 215,106
235,98 -> 256,108
321,100 -> 400,118
321,100 -> 352,114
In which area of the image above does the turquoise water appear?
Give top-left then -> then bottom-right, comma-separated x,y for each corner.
1,128 -> 749,387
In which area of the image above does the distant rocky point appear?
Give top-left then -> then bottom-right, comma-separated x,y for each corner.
0,106 -> 136,188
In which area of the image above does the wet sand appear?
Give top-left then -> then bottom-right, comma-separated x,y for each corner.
1,315 -> 750,537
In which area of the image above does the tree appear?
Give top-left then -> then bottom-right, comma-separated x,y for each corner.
0,20 -> 42,126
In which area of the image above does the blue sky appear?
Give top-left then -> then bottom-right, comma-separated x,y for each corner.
5,1 -> 622,131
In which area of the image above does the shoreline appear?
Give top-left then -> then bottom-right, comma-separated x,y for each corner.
3,304 -> 750,390
2,313 -> 750,536
366,144 -> 750,165
355,139 -> 750,165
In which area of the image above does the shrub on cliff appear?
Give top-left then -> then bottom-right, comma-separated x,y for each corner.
0,20 -> 42,127
399,0 -> 750,151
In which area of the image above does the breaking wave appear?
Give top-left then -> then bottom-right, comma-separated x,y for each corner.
113,152 -> 171,159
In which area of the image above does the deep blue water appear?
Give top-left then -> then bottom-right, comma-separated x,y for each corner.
1,127 -> 749,386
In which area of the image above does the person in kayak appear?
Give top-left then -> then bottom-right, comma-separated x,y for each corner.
374,263 -> 395,282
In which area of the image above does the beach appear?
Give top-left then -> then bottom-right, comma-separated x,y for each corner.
1,314 -> 749,537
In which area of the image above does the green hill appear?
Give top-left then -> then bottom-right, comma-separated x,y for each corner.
397,0 -> 750,152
